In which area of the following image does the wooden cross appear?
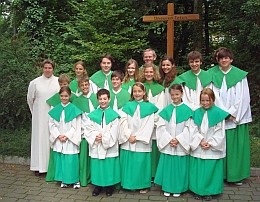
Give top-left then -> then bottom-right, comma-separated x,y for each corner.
143,3 -> 199,58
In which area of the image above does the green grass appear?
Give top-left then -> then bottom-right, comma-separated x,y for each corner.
0,122 -> 259,167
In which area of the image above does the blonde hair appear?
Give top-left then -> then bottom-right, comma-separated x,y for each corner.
140,63 -> 160,83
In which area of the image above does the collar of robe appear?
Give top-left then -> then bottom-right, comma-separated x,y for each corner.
159,102 -> 193,124
143,81 -> 164,96
88,106 -> 120,125
48,103 -> 83,122
122,100 -> 158,118
193,105 -> 229,127
210,65 -> 248,89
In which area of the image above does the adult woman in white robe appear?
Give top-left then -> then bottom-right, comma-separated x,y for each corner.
27,59 -> 60,175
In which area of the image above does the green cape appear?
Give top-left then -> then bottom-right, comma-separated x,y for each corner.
88,107 -> 120,125
69,79 -> 82,94
122,100 -> 158,118
72,94 -> 98,113
110,89 -> 131,109
46,93 -> 61,107
172,70 -> 211,90
48,103 -> 83,123
193,105 -> 229,127
90,70 -> 113,90
144,81 -> 165,96
208,65 -> 247,89
159,103 -> 193,124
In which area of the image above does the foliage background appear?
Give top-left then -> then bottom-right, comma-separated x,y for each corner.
0,0 -> 259,166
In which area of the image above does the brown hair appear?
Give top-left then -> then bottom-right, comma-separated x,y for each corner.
140,63 -> 160,83
217,47 -> 234,61
111,70 -> 124,81
158,56 -> 176,87
42,59 -> 55,69
187,51 -> 202,62
130,82 -> 148,102
78,75 -> 89,87
59,86 -> 71,96
169,84 -> 183,93
123,59 -> 139,83
58,73 -> 70,83
97,88 -> 110,99
100,54 -> 114,66
200,88 -> 215,103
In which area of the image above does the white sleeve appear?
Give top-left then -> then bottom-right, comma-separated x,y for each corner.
102,119 -> 119,149
155,117 -> 172,150
27,80 -> 36,113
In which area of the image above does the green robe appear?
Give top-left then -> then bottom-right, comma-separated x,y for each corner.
110,88 -> 130,110
90,70 -> 113,91
172,69 -> 211,90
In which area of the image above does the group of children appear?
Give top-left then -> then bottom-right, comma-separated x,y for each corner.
42,47 -> 252,201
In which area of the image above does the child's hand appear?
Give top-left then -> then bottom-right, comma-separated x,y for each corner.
128,135 -> 136,144
58,135 -> 66,142
95,133 -> 102,143
170,139 -> 179,147
200,140 -> 210,149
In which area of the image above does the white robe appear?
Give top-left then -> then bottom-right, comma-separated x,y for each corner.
190,112 -> 226,159
83,115 -> 119,159
147,89 -> 164,140
209,69 -> 252,129
49,108 -> 81,154
27,74 -> 59,172
182,73 -> 207,111
156,108 -> 192,156
119,106 -> 155,152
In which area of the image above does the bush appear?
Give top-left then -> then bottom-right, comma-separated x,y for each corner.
0,34 -> 38,129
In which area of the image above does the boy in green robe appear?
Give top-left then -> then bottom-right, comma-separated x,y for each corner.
84,89 -> 121,196
72,76 -> 98,187
172,51 -> 211,110
109,70 -> 130,114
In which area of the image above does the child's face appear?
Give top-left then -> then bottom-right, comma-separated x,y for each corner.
127,63 -> 136,77
170,89 -> 182,105
132,85 -> 145,101
59,81 -> 69,88
79,81 -> 89,95
111,76 -> 122,90
143,51 -> 156,64
200,94 -> 213,109
161,59 -> 174,74
43,63 -> 54,78
189,58 -> 201,74
144,66 -> 154,82
98,94 -> 110,109
60,91 -> 70,105
75,64 -> 85,77
218,56 -> 233,70
100,58 -> 112,74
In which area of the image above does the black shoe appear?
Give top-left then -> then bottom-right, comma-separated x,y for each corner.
106,186 -> 114,196
92,186 -> 102,196
194,194 -> 202,200
34,171 -> 40,176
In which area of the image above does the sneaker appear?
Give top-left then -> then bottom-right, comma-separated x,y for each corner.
61,183 -> 68,188
163,192 -> 170,197
139,189 -> 148,194
234,182 -> 243,186
173,193 -> 180,197
73,182 -> 80,189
